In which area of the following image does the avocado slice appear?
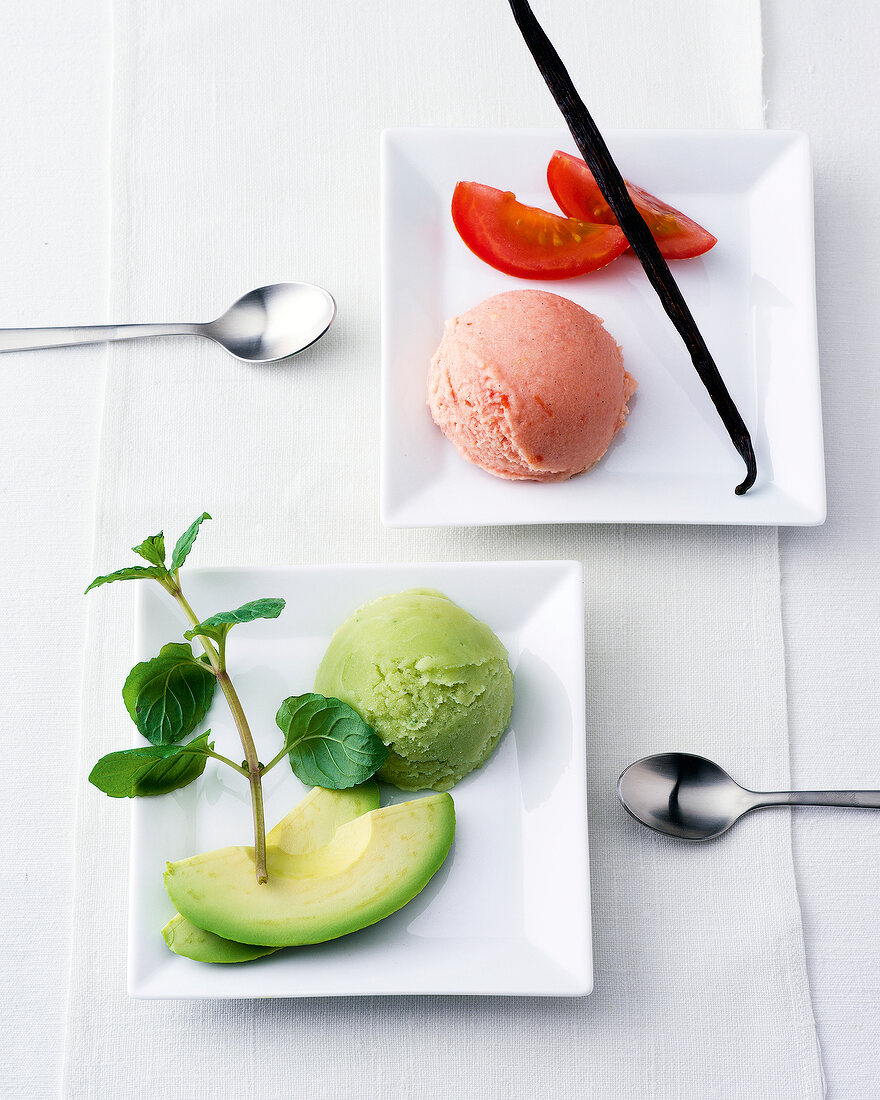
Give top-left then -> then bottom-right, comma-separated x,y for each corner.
164,792 -> 455,947
266,781 -> 381,852
161,912 -> 278,964
162,782 -> 380,963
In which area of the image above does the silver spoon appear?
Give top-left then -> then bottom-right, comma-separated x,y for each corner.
617,752 -> 880,841
0,282 -> 336,363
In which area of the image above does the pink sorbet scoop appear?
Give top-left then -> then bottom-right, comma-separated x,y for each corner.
427,289 -> 636,482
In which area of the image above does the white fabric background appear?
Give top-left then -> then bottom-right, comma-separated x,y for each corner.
765,5 -> 880,1095
0,0 -> 878,1096
0,2 -> 109,1095
59,1 -> 823,1098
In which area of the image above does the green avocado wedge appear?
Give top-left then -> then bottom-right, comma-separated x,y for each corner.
164,792 -> 455,948
161,782 -> 380,963
266,781 -> 381,851
162,912 -> 278,964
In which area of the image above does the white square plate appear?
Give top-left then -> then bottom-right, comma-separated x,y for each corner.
380,128 -> 825,526
128,562 -> 591,997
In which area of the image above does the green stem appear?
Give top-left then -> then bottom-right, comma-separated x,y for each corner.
201,747 -> 249,777
260,745 -> 290,775
163,575 -> 268,884
216,671 -> 267,881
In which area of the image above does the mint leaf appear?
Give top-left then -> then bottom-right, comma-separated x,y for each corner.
275,693 -> 388,789
184,622 -> 228,645
132,532 -> 166,567
122,641 -> 216,745
88,732 -> 213,797
184,598 -> 286,644
85,566 -> 167,594
171,512 -> 211,571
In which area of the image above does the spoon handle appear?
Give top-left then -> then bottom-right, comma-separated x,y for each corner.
753,790 -> 880,809
0,322 -> 198,353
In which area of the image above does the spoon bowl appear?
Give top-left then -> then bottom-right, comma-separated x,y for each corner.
201,282 -> 337,363
618,752 -> 880,841
617,753 -> 754,840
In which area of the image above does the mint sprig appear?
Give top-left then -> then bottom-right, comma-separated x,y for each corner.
85,514 -> 387,885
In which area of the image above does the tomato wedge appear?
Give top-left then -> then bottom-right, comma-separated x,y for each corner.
451,181 -> 628,280
547,150 -> 717,260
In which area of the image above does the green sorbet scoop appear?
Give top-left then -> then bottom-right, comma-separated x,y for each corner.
315,589 -> 514,791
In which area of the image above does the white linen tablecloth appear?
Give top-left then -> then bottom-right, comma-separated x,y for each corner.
765,3 -> 880,1093
58,2 -> 825,1098
0,2 -> 109,1095
0,0 -> 878,1096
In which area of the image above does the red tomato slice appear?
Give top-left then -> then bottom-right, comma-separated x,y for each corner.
451,181 -> 628,280
547,150 -> 717,260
